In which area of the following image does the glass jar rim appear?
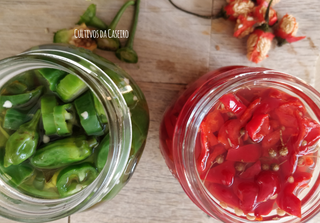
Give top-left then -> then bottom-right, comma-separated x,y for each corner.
0,44 -> 132,222
172,67 -> 320,223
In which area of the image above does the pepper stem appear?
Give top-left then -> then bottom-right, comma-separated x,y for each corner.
115,0 -> 140,63
109,1 -> 135,31
126,0 -> 140,49
264,0 -> 273,24
168,0 -> 213,19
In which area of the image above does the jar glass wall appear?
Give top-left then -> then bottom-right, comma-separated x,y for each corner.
160,67 -> 320,223
0,44 -> 149,222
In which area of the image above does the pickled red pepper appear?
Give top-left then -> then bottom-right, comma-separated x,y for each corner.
196,86 -> 320,219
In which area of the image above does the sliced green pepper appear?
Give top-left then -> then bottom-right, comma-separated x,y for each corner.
41,95 -> 58,135
56,163 -> 98,197
96,134 -> 110,171
74,91 -> 104,136
1,81 -> 28,95
0,86 -> 43,109
53,104 -> 75,136
3,106 -> 38,131
77,4 -> 108,30
30,135 -> 98,169
56,74 -> 88,102
4,109 -> 41,167
37,68 -> 67,92
93,94 -> 108,124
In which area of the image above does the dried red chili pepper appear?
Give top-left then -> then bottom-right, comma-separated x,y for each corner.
275,14 -> 306,46
246,0 -> 274,63
221,0 -> 255,20
234,14 -> 256,38
253,1 -> 278,26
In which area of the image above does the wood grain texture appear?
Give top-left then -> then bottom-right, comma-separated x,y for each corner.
0,0 -> 320,222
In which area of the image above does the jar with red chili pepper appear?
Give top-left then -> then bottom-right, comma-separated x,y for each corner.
159,66 -> 320,222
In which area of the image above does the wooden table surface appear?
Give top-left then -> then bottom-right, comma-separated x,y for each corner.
0,0 -> 320,222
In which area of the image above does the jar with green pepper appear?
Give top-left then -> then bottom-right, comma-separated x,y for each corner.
0,44 -> 149,222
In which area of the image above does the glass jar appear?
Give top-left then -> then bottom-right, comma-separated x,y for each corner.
0,44 -> 149,222
159,66 -> 320,223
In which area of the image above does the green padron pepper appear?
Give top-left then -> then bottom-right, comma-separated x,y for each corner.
96,134 -> 110,171
30,135 -> 98,169
53,103 -> 75,136
37,68 -> 67,92
3,106 -> 38,131
56,74 -> 88,102
0,86 -> 43,109
56,163 -> 98,197
0,149 -> 34,186
4,109 -> 41,167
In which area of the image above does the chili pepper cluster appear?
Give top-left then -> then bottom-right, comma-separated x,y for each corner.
0,69 -> 111,198
54,1 -> 141,64
221,0 -> 306,63
197,86 -> 320,220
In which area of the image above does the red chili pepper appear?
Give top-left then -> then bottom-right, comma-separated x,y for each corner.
201,144 -> 227,176
206,161 -> 236,186
256,171 -> 280,202
295,111 -> 320,155
221,0 -> 255,21
218,119 -> 242,149
254,199 -> 276,217
240,97 -> 261,124
305,157 -> 314,166
207,184 -> 240,208
247,29 -> 274,63
253,1 -> 278,26
276,193 -> 301,218
226,144 -> 262,163
198,123 -> 218,172
234,14 -> 256,38
281,172 -> 312,195
240,160 -> 261,179
246,113 -> 270,142
281,153 -> 298,177
233,178 -> 259,214
275,14 -> 306,46
202,109 -> 224,134
281,127 -> 299,143
219,93 -> 247,117
262,129 -> 280,149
